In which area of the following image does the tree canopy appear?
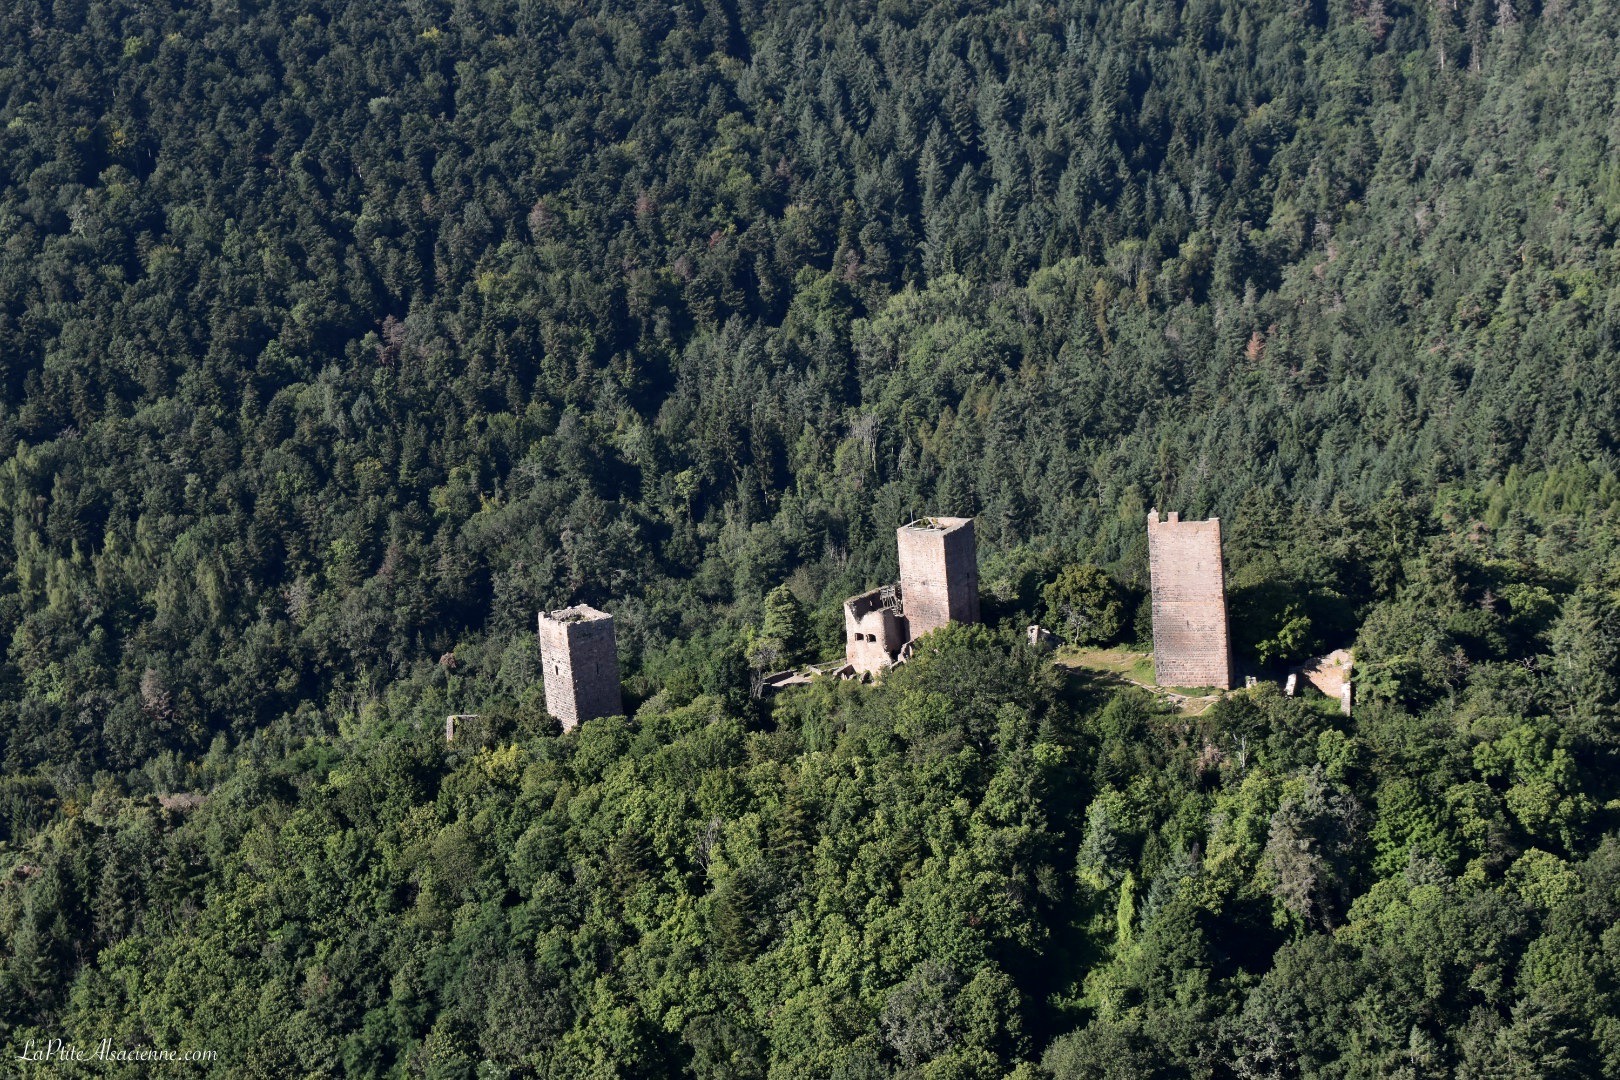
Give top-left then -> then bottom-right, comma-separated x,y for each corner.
2,0 -> 1620,1075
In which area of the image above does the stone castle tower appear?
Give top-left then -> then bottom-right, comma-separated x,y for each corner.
1146,510 -> 1234,690
537,605 -> 622,730
842,516 -> 982,676
896,516 -> 980,639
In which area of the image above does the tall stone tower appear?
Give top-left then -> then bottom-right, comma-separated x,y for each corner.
896,516 -> 980,640
1146,510 -> 1234,690
537,605 -> 622,731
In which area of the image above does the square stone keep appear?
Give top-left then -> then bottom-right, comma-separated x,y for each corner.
896,517 -> 980,640
538,605 -> 623,731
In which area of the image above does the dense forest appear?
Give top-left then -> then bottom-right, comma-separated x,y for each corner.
2,0 -> 1620,1074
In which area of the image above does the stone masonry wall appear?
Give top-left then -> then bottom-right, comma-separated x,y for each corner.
538,605 -> 623,731
1147,511 -> 1234,690
896,517 -> 980,640
844,588 -> 905,674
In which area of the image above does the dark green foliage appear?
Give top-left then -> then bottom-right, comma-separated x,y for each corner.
2,0 -> 1619,784
1044,564 -> 1125,645
2,0 -> 1620,1075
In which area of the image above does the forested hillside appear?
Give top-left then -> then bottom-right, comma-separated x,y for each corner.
2,0 -> 1620,1075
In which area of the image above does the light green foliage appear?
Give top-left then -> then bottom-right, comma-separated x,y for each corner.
1,584 -> 1618,1075
761,585 -> 810,664
1474,724 -> 1595,850
1076,792 -> 1128,893
1370,776 -> 1463,877
1114,870 -> 1137,946
1507,850 -> 1581,911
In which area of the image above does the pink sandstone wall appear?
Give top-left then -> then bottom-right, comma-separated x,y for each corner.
1147,510 -> 1234,690
896,517 -> 980,640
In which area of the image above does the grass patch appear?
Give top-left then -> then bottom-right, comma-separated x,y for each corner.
1056,647 -> 1160,686
1054,646 -> 1232,714
1058,646 -> 1147,673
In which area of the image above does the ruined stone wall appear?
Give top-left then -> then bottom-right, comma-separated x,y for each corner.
538,605 -> 623,730
896,517 -> 980,640
1147,511 -> 1234,690
844,588 -> 905,674
1300,649 -> 1353,715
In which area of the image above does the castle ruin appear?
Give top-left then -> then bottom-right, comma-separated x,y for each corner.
1146,510 -> 1234,690
843,516 -> 980,675
1292,649 -> 1353,715
537,605 -> 623,730
844,586 -> 908,675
